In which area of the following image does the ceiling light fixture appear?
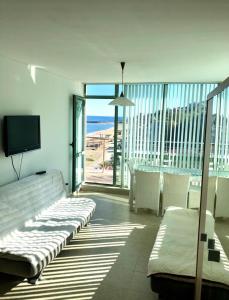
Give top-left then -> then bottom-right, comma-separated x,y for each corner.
109,62 -> 135,106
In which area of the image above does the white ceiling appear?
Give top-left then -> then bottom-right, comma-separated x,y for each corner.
0,0 -> 228,83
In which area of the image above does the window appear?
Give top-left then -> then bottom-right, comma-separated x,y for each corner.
84,83 -> 221,187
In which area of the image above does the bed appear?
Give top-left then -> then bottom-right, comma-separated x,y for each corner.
147,207 -> 229,299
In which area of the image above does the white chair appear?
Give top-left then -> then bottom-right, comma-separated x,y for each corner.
162,173 -> 190,213
215,177 -> 229,218
188,176 -> 217,215
135,170 -> 160,215
188,189 -> 201,209
128,160 -> 136,211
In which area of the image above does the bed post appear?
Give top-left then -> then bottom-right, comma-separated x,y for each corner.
195,77 -> 229,300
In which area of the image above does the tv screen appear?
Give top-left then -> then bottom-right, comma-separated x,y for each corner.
3,116 -> 41,157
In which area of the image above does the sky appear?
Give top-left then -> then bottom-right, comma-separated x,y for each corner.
86,84 -> 116,116
85,83 -> 218,116
86,98 -> 114,116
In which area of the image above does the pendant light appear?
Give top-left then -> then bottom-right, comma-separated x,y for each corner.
109,62 -> 135,106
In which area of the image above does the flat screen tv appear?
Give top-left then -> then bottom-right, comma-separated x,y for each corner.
3,116 -> 41,157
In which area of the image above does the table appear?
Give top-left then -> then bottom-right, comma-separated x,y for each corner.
128,160 -> 229,211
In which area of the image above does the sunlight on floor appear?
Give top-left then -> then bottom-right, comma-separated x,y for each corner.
1,222 -> 145,300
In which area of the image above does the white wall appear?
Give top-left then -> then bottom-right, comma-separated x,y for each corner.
0,55 -> 82,188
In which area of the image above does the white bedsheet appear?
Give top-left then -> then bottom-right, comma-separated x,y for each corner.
148,206 -> 229,287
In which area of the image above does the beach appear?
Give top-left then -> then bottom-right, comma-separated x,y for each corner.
86,126 -> 115,138
85,124 -> 122,184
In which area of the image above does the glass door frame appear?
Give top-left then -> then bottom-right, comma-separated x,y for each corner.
72,94 -> 85,193
84,84 -> 120,186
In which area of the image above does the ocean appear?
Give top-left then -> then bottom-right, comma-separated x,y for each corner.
87,116 -> 122,134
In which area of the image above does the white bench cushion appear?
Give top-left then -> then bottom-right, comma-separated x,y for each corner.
0,170 -> 96,278
0,170 -> 66,239
0,197 -> 95,277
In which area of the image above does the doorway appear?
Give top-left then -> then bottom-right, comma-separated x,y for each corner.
85,98 -> 115,185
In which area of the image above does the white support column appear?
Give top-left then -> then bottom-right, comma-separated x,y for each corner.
195,97 -> 213,300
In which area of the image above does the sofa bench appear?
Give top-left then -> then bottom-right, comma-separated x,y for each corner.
148,206 -> 229,299
0,170 -> 96,283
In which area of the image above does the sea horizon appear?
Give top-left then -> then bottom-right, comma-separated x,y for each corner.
87,115 -> 121,134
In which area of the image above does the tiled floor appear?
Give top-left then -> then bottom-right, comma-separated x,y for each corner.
0,193 -> 160,300
0,193 -> 228,300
